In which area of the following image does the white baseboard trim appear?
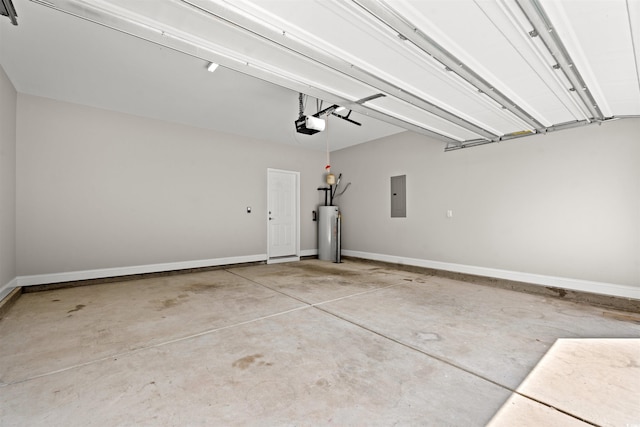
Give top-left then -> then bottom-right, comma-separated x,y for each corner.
267,256 -> 300,265
342,250 -> 640,300
300,249 -> 318,257
266,249 -> 317,264
16,254 -> 268,287
0,277 -> 18,301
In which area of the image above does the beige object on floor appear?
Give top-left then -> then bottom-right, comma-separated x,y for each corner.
490,338 -> 640,426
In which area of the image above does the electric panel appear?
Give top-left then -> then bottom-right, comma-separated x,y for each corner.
391,175 -> 406,218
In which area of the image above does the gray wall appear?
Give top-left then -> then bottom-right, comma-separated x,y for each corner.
10,91 -> 640,293
16,94 -> 326,276
332,119 -> 640,288
0,65 -> 16,293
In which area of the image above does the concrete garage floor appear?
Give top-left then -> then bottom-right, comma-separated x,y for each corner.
0,259 -> 638,426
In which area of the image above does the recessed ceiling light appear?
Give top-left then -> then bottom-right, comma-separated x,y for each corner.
207,62 -> 219,72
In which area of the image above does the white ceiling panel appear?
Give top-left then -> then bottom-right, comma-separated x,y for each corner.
468,0 -> 590,122
224,0 -> 533,136
1,0 -> 638,151
368,96 -> 487,141
0,0 -> 402,151
56,0 -> 381,101
388,0 -> 587,125
540,0 -> 640,116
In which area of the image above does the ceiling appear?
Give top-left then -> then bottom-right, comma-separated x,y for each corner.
1,0 -> 639,152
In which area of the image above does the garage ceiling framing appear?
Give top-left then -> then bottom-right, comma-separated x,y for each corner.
20,0 -> 640,150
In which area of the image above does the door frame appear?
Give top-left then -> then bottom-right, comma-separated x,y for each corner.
266,168 -> 300,264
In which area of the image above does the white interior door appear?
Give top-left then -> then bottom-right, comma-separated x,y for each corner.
267,169 -> 299,263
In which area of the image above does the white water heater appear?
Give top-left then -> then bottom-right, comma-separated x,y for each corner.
318,206 -> 341,262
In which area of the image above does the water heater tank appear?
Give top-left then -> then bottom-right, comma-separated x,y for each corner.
318,206 -> 340,262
